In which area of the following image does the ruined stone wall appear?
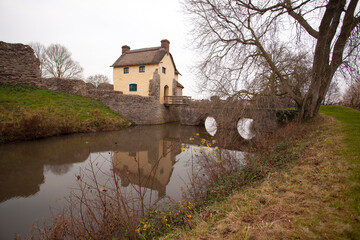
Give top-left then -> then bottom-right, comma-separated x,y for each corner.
0,77 -> 95,96
0,41 -> 40,81
97,83 -> 113,90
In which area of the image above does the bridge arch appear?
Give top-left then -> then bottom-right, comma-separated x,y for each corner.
193,112 -> 209,126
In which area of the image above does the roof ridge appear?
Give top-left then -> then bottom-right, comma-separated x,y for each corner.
126,46 -> 163,54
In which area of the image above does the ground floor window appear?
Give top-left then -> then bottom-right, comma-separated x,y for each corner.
129,84 -> 137,91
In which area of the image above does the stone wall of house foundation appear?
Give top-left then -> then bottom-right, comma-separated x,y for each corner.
89,90 -> 179,125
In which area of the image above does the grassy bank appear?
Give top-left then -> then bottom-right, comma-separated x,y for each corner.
158,106 -> 359,239
0,83 -> 131,143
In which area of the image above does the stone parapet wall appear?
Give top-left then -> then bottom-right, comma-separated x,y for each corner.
0,77 -> 96,97
0,41 -> 40,81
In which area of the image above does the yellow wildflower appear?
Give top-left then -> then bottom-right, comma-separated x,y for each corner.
189,137 -> 194,141
212,140 -> 216,144
215,146 -> 219,150
181,146 -> 186,151
196,133 -> 199,136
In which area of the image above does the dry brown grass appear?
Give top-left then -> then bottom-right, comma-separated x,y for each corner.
162,116 -> 359,239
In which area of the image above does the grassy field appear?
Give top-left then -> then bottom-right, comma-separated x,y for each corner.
159,106 -> 360,239
0,83 -> 131,143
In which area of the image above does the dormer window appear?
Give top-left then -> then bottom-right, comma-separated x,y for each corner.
162,67 -> 166,74
139,66 -> 145,73
124,67 -> 129,74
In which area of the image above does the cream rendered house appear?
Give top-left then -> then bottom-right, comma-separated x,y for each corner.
111,39 -> 184,104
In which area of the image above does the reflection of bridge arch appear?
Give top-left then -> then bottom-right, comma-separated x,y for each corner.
204,116 -> 217,136
236,117 -> 256,140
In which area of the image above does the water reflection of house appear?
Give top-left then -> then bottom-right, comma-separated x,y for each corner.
113,140 -> 181,198
0,123 -> 203,203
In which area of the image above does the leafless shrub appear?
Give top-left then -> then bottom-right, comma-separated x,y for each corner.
343,80 -> 360,110
183,146 -> 246,202
86,74 -> 111,88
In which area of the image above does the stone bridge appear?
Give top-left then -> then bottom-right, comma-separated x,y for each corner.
177,104 -> 280,144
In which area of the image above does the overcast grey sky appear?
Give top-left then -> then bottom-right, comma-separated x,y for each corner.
0,0 -> 200,97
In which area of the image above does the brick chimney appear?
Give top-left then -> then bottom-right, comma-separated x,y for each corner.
161,39 -> 170,53
122,45 -> 130,54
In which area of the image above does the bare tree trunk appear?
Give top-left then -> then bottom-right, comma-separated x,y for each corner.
300,71 -> 333,119
300,0 -> 359,120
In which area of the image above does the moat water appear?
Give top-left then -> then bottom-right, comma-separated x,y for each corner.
0,122 -> 253,239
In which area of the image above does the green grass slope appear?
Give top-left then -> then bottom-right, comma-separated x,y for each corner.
319,105 -> 360,158
0,83 -> 131,143
320,105 -> 360,219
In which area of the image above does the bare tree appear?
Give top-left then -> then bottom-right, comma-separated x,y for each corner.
343,80 -> 360,109
43,44 -> 83,79
184,0 -> 360,120
28,42 -> 46,77
29,43 -> 84,79
86,74 -> 110,88
323,80 -> 341,105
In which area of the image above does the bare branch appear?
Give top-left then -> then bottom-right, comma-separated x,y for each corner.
284,0 -> 319,38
